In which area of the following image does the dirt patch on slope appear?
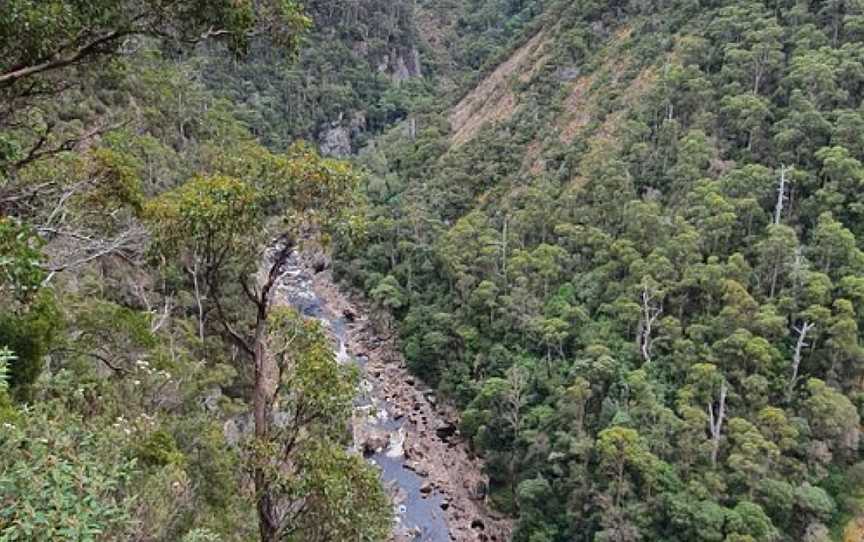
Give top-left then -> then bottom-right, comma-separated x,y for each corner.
558,74 -> 597,145
520,27 -> 641,174
587,66 -> 657,153
557,27 -> 637,146
844,515 -> 864,542
450,29 -> 550,147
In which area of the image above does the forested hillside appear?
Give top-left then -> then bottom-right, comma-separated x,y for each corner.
0,2 -> 392,541
3,0 -> 864,541
334,0 -> 864,541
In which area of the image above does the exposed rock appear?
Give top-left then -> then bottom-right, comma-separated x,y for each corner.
319,124 -> 351,157
391,485 -> 408,506
376,54 -> 390,73
392,526 -> 418,542
435,422 -> 457,441
222,418 -> 243,446
358,427 -> 390,456
556,66 -> 581,81
591,20 -> 609,38
410,47 -> 423,78
224,409 -> 297,447
393,55 -> 411,83
312,257 -> 328,273
352,40 -> 369,57
377,47 -> 422,84
468,481 -> 488,501
306,258 -> 512,541
404,461 -> 429,477
201,386 -> 222,412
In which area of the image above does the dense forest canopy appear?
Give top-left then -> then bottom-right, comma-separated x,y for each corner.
2,0 -> 864,541
333,0 -> 864,541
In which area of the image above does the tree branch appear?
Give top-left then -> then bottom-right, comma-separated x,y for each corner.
210,283 -> 255,357
50,347 -> 129,374
0,29 -> 136,87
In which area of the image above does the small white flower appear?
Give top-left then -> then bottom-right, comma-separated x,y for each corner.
133,380 -> 141,386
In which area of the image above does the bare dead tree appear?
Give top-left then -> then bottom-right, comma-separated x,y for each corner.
127,274 -> 173,334
773,165 -> 787,226
788,321 -> 815,397
38,224 -> 147,285
502,365 -> 528,504
638,281 -> 663,364
708,380 -> 727,467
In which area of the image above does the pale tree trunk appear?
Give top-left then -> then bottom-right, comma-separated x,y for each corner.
708,381 -> 727,467
767,166 -> 788,299
787,322 -> 814,398
504,367 -> 526,505
189,258 -> 205,341
639,284 -> 662,364
773,165 -> 787,226
769,261 -> 780,300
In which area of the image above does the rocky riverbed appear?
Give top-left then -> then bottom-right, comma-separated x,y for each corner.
277,250 -> 511,541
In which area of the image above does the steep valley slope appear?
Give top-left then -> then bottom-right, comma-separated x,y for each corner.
332,1 -> 864,541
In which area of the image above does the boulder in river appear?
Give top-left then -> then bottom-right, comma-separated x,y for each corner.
358,427 -> 391,456
404,460 -> 429,477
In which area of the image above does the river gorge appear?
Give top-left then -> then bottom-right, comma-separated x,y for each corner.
275,250 -> 510,541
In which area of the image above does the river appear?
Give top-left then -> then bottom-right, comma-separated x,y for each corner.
277,250 -> 451,541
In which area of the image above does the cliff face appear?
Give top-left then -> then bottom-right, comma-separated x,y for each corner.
197,0 -> 549,157
198,0 -> 424,153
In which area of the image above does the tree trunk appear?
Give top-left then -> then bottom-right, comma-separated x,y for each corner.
787,322 -> 814,397
773,165 -> 786,226
769,261 -> 779,299
189,260 -> 205,341
254,304 -> 280,542
252,243 -> 294,542
708,381 -> 727,467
